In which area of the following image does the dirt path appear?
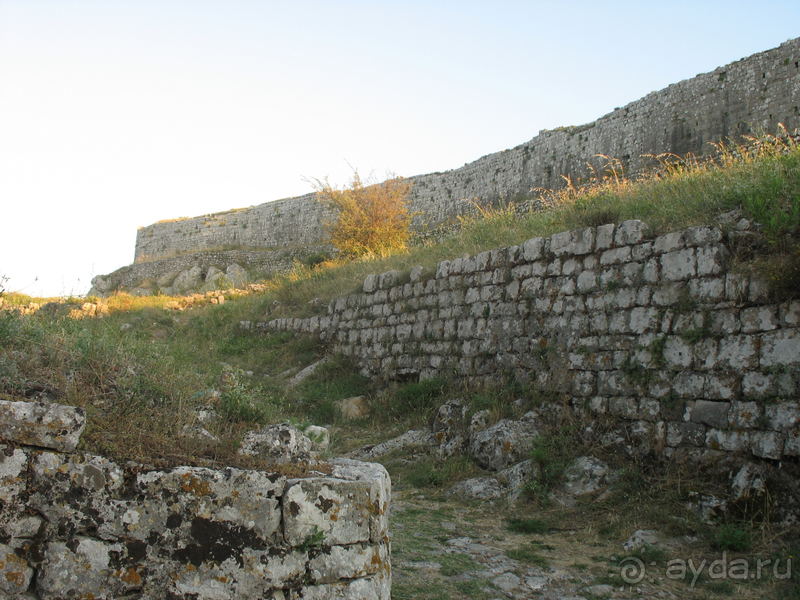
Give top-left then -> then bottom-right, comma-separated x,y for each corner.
388,489 -> 783,600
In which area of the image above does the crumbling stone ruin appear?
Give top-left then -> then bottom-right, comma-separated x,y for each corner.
0,400 -> 391,600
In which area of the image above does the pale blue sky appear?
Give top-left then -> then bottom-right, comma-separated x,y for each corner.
1,1 -> 798,296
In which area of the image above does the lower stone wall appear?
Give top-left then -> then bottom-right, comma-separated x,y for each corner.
0,400 -> 391,600
265,220 -> 800,463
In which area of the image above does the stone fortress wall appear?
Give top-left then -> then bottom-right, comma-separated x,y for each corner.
0,401 -> 391,600
131,37 -> 800,266
265,219 -> 800,464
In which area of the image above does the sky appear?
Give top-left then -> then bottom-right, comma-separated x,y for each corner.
1,1 -> 798,297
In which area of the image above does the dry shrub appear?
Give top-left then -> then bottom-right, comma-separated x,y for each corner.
309,170 -> 413,258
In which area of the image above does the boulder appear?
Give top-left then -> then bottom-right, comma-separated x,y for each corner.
89,274 -> 114,294
172,266 -> 204,295
470,412 -> 539,471
238,423 -> 312,464
448,477 -> 505,501
338,396 -> 370,420
156,271 -> 179,288
200,266 -> 226,292
350,429 -> 434,460
432,399 -> 469,458
226,263 -> 249,289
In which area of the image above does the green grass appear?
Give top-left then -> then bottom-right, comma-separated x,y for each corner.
506,517 -> 550,534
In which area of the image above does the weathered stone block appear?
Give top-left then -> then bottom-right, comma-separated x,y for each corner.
0,542 -> 33,597
705,429 -> 750,453
653,231 -> 685,254
690,400 -> 730,429
36,538 -> 129,600
609,397 -> 639,418
471,415 -> 539,472
297,572 -> 391,600
717,335 -> 758,370
660,248 -> 696,281
685,226 -> 722,246
703,373 -> 737,400
750,431 -> 784,459
615,220 -> 647,246
308,542 -> 389,585
663,337 -> 693,369
595,224 -> 615,250
666,422 -> 706,447
0,400 -> 86,453
283,459 -> 390,547
760,330 -> 800,368
600,246 -> 631,265
766,402 -> 800,433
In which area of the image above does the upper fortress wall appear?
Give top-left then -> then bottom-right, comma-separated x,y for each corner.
133,38 -> 800,265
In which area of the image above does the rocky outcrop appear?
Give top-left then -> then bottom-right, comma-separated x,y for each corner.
0,400 -> 391,600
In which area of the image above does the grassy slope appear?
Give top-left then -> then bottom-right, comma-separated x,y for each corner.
2,133 -> 800,597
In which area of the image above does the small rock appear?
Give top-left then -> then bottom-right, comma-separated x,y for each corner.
582,584 -> 615,597
337,396 -> 370,420
304,425 -> 330,450
238,423 -> 312,463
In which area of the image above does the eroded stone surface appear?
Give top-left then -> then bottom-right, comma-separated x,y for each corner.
0,400 -> 86,452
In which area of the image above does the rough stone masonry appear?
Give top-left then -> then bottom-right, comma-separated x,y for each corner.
0,400 -> 391,600
265,219 -> 800,464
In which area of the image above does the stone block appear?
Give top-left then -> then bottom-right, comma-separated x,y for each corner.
766,402 -> 800,433
36,538 -> 129,600
308,541 -> 389,584
749,276 -> 770,302
728,401 -> 761,429
595,223 -> 615,250
779,300 -> 800,328
471,416 -> 539,472
750,431 -> 784,460
663,337 -> 693,369
600,246 -> 631,265
363,274 -> 378,293
672,373 -> 705,398
632,242 -> 653,261
653,231 -> 685,254
704,429 -> 749,453
577,270 -> 598,294
284,459 -> 390,547
0,400 -> 86,453
298,573 -> 391,600
685,226 -> 722,246
703,373 -> 737,400
609,397 -> 639,419
742,372 -> 773,398
615,220 -> 647,245
0,445 -> 28,504
660,248 -> 696,281
760,330 -> 800,368
666,422 -> 706,447
741,306 -> 778,333
690,400 -> 730,429
718,335 -> 758,370
0,542 -> 33,597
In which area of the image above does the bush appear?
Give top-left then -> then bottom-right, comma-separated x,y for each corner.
309,170 -> 412,258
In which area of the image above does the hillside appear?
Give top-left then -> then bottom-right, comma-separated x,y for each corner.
2,131 -> 800,598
